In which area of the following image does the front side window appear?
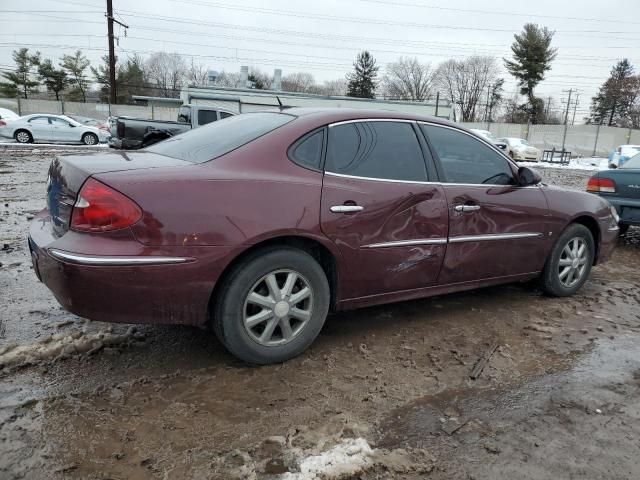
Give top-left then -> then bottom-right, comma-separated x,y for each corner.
147,112 -> 294,164
325,121 -> 427,182
51,117 -> 71,127
197,109 -> 218,125
421,124 -> 514,185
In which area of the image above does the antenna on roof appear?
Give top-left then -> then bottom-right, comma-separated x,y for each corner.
276,96 -> 284,111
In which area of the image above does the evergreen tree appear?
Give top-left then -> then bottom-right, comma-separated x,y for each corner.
346,51 -> 378,99
38,59 -> 68,100
589,59 -> 637,126
504,24 -> 557,124
0,48 -> 41,99
61,50 -> 90,102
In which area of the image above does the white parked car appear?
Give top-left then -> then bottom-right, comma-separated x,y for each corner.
608,144 -> 640,168
0,114 -> 109,145
498,137 -> 541,162
470,129 -> 508,152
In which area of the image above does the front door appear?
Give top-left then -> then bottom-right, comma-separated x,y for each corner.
419,123 -> 550,284
50,117 -> 78,142
320,120 -> 449,300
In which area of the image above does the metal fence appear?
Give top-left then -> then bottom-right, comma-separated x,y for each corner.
0,98 -> 179,122
460,122 -> 640,158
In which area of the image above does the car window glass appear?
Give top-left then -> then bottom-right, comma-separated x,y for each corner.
325,121 -> 427,182
620,153 -> 640,169
177,106 -> 191,124
290,129 -> 324,170
51,118 -> 71,127
220,111 -> 233,119
421,124 -> 514,185
29,116 -> 49,125
147,112 -> 294,164
198,109 -> 218,125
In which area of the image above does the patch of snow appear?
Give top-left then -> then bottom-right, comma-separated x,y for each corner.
282,438 -> 374,480
519,157 -> 610,171
0,140 -> 107,149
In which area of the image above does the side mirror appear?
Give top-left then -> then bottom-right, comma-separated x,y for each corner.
517,166 -> 542,186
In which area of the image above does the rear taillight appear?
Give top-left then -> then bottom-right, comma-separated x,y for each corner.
0,120 -> 6,127
70,178 -> 142,232
587,177 -> 616,193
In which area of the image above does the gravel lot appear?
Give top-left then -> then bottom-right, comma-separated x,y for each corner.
2,146 -> 640,479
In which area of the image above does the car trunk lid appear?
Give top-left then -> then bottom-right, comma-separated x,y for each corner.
46,150 -> 191,237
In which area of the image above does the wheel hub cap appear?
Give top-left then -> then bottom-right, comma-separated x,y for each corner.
274,301 -> 290,318
558,236 -> 589,288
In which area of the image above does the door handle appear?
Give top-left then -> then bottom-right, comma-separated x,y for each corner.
454,204 -> 481,212
330,205 -> 364,213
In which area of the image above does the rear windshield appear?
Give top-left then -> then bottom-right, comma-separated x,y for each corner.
620,153 -> 640,169
146,112 -> 294,163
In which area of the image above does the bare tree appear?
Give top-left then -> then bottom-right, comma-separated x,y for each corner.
435,56 -> 500,122
249,68 -> 273,90
213,71 -> 242,88
281,72 -> 316,93
145,52 -> 187,98
187,59 -> 209,87
382,57 -> 434,101
318,78 -> 347,96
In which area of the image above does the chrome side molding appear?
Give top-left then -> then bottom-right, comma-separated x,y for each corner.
449,232 -> 543,243
48,249 -> 192,266
364,238 -> 448,249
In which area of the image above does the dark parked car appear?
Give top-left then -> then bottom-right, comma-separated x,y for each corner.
588,153 -> 640,234
29,109 -> 618,364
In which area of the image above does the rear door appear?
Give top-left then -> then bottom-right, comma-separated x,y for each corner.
320,120 -> 448,300
420,123 -> 550,284
27,116 -> 52,141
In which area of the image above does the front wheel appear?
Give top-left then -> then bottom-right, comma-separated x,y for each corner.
540,224 -> 595,296
82,133 -> 98,145
618,224 -> 630,236
213,248 -> 330,364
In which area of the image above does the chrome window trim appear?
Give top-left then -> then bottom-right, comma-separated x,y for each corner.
449,232 -> 543,243
416,121 -> 520,171
364,238 -> 447,249
328,118 -> 416,128
48,249 -> 192,265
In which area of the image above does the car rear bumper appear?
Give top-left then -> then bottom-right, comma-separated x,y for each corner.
607,197 -> 640,226
28,208 -> 236,326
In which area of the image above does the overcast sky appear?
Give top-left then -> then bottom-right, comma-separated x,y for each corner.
1,0 -> 639,119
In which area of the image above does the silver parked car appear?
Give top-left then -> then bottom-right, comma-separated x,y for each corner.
0,114 -> 109,145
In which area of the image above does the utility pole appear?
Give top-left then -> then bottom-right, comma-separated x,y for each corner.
571,92 -> 580,125
545,96 -> 551,118
106,0 -> 128,104
561,89 -> 573,154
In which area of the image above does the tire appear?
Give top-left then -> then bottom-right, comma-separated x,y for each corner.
540,223 -> 595,297
509,150 -> 515,160
82,133 -> 98,145
14,130 -> 32,144
213,247 -> 330,364
618,223 -> 630,236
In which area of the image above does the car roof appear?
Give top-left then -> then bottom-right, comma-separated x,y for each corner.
277,107 -> 458,128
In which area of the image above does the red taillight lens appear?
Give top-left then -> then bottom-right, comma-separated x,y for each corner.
70,178 -> 142,232
587,177 -> 616,193
0,120 -> 6,127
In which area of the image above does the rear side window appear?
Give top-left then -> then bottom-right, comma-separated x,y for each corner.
146,112 -> 294,163
177,106 -> 191,124
325,121 -> 427,182
220,111 -> 234,119
289,129 -> 324,170
421,124 -> 514,185
198,109 -> 218,125
29,116 -> 49,124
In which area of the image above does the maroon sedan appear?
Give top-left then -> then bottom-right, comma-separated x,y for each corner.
29,109 -> 618,364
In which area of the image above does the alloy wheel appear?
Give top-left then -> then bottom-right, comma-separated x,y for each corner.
558,237 -> 589,288
16,131 -> 30,143
243,269 -> 314,347
84,134 -> 97,145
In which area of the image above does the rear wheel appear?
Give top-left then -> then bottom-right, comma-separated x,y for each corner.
82,132 -> 98,145
14,130 -> 32,144
213,247 -> 330,364
541,223 -> 595,296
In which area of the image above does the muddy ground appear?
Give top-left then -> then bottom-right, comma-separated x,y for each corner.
2,147 -> 640,479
